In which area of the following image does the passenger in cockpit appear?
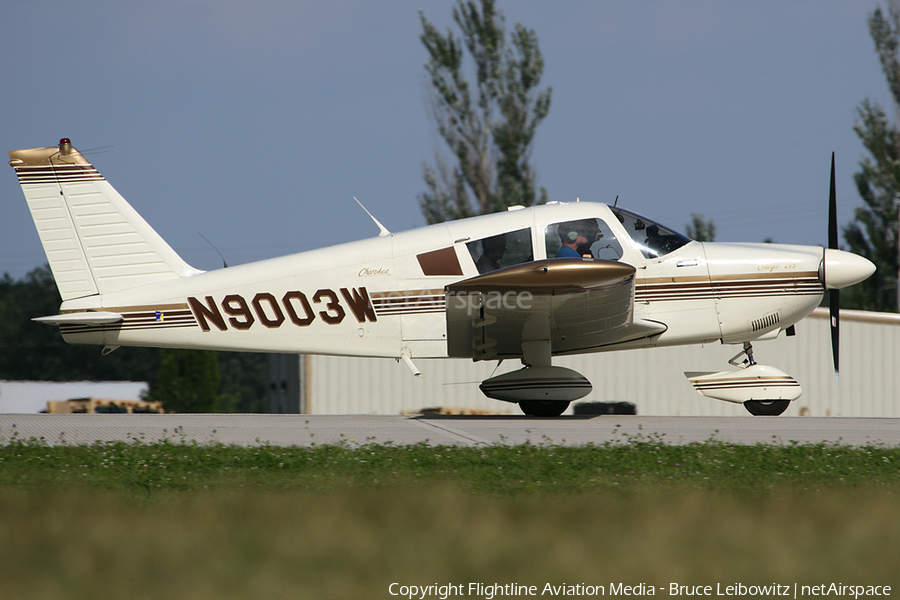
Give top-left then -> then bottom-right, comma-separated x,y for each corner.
476,234 -> 508,273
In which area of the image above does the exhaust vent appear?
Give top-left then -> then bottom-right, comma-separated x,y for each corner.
750,311 -> 781,332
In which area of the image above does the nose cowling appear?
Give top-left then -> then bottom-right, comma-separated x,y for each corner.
818,249 -> 876,289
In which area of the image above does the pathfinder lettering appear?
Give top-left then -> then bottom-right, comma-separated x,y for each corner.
188,288 -> 376,332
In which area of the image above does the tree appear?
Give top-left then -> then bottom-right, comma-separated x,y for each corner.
845,2 -> 900,312
217,352 -> 267,413
685,213 -> 716,242
418,0 -> 552,224
0,265 -> 161,382
150,348 -> 220,413
0,265 -> 266,412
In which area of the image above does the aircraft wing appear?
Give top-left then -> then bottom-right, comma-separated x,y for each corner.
446,259 -> 666,361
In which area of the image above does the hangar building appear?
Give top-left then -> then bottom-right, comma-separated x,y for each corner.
267,308 -> 900,417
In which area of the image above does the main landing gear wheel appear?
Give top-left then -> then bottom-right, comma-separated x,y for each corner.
519,400 -> 570,417
743,400 -> 790,416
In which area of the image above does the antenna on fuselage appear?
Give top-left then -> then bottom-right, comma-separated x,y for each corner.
197,231 -> 228,269
614,195 -> 619,207
353,197 -> 391,237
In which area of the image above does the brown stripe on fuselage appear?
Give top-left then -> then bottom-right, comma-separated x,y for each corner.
636,273 -> 822,302
58,303 -> 192,315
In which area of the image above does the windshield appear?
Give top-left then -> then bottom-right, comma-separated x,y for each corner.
610,208 -> 692,259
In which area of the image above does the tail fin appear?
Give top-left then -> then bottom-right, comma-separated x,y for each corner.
8,139 -> 201,301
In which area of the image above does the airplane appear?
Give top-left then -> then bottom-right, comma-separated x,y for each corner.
8,139 -> 876,417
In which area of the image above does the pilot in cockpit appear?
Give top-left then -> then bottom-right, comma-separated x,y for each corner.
581,220 -> 602,255
556,223 -> 588,258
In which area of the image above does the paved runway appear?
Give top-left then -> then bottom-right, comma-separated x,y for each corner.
1,414 -> 898,447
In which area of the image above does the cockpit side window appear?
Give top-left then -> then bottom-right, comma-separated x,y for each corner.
610,208 -> 691,259
466,228 -> 534,274
545,218 -> 622,261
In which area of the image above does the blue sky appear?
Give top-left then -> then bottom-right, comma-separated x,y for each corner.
1,1 -> 892,278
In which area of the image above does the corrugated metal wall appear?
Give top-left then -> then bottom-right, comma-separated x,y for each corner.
307,308 -> 900,417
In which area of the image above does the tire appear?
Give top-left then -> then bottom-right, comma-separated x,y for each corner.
519,400 -> 569,417
744,399 -> 790,416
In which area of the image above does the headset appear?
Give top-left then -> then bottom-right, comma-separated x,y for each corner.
559,224 -> 580,242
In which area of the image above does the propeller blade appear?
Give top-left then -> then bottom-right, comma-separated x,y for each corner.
830,288 -> 840,384
827,152 -> 839,383
829,152 -> 838,250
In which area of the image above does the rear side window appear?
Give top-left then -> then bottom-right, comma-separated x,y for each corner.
466,228 -> 534,274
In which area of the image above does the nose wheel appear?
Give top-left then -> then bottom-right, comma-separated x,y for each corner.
731,343 -> 792,416
743,399 -> 790,416
686,342 -> 801,416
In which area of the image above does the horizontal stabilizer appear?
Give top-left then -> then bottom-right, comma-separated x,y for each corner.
33,312 -> 123,326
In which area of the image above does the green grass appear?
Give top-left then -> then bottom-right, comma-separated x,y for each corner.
1,433 -> 899,495
1,435 -> 899,599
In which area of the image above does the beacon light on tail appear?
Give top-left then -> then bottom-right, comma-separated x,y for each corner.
9,139 -> 875,416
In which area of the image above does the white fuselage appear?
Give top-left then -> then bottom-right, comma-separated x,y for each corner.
58,202 -> 827,361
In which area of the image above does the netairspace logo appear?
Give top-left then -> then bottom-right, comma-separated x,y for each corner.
669,583 -> 892,598
387,582 -> 893,600
447,290 -> 534,316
